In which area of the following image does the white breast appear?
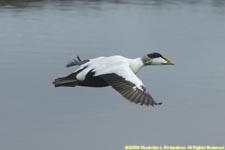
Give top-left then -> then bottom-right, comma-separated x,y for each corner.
128,58 -> 144,74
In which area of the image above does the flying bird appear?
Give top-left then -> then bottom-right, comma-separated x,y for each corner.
53,53 -> 174,106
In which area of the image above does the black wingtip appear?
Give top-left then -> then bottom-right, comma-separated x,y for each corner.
149,102 -> 162,107
66,61 -> 74,67
140,102 -> 162,107
157,102 -> 163,105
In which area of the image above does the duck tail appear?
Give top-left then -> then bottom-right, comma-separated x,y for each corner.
53,74 -> 78,87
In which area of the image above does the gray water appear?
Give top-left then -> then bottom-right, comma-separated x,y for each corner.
0,0 -> 225,150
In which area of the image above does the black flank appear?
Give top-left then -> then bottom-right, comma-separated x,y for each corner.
78,70 -> 109,87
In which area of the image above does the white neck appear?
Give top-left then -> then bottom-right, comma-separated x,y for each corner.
128,57 -> 144,74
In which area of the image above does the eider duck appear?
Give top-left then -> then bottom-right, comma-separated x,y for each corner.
53,53 -> 174,106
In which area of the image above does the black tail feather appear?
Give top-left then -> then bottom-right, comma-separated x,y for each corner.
53,78 -> 78,87
53,73 -> 79,87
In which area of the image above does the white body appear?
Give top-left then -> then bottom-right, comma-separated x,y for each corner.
75,55 -> 145,89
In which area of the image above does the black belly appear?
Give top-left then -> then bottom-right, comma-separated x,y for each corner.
78,71 -> 109,87
78,76 -> 109,87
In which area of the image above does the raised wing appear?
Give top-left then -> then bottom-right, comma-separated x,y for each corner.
66,56 -> 89,67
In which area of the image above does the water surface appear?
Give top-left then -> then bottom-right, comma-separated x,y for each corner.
0,0 -> 225,150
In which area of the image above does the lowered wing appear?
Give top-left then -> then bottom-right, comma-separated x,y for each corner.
99,65 -> 162,106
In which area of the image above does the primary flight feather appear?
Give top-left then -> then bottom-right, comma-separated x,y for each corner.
53,53 -> 174,106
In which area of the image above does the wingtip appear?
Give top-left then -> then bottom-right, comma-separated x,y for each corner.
146,101 -> 162,107
157,102 -> 163,105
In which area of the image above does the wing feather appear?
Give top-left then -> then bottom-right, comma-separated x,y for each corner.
100,69 -> 162,106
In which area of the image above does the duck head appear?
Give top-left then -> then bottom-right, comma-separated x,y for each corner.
142,52 -> 174,65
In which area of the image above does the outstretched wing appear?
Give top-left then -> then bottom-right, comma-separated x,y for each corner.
100,65 -> 162,106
